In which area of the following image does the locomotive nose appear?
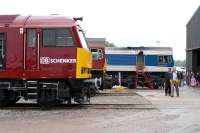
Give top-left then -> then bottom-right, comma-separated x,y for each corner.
76,48 -> 92,79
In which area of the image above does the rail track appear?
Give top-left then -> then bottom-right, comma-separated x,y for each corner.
0,92 -> 156,110
0,103 -> 156,110
97,93 -> 138,96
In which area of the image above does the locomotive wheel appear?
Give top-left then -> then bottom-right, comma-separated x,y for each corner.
0,89 -> 19,106
0,89 -> 9,106
88,85 -> 97,97
38,89 -> 57,107
7,90 -> 20,105
99,80 -> 104,90
153,82 -> 159,89
128,83 -> 136,89
66,85 -> 71,105
89,88 -> 96,97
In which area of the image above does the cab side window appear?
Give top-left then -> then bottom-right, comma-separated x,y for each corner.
98,49 -> 103,59
28,30 -> 36,47
158,55 -> 171,64
43,28 -> 75,47
90,48 -> 103,60
91,49 -> 98,60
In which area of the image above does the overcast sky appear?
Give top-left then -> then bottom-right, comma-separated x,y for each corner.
1,0 -> 200,60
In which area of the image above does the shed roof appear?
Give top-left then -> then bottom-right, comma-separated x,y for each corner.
187,6 -> 200,27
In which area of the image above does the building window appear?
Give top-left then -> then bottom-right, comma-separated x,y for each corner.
28,30 -> 36,47
43,28 -> 75,47
158,55 -> 171,64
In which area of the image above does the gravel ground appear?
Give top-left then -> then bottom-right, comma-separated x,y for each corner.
0,86 -> 200,133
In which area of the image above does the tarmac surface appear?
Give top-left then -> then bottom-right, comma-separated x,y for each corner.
0,86 -> 200,133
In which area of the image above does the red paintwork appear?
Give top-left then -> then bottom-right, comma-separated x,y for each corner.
0,15 -> 84,80
87,38 -> 106,71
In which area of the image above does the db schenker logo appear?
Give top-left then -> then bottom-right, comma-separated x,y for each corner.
40,57 -> 50,64
40,57 -> 76,64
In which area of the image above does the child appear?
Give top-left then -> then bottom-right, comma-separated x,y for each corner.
191,75 -> 197,88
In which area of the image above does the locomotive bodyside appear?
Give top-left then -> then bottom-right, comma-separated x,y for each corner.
105,47 -> 174,88
0,15 -> 93,106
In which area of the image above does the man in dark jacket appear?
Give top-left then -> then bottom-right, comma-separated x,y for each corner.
165,68 -> 172,96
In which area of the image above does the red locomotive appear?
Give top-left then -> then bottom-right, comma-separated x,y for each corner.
0,15 -> 94,106
87,38 -> 106,90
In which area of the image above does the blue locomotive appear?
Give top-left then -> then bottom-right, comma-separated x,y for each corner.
105,47 -> 174,89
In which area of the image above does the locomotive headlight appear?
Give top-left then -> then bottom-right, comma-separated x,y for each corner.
87,68 -> 90,74
81,67 -> 89,74
81,68 -> 84,74
81,67 -> 86,74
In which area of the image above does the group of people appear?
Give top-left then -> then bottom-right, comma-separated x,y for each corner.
165,68 -> 200,96
165,68 -> 180,97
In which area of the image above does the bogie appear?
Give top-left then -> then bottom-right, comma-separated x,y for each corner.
0,79 -> 94,106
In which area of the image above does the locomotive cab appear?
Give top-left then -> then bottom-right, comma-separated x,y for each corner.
0,15 -> 93,106
87,38 -> 107,90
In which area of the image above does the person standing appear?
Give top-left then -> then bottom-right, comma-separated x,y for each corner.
177,71 -> 183,87
186,71 -> 192,85
191,75 -> 197,88
196,73 -> 200,86
171,69 -> 179,97
165,68 -> 172,96
180,71 -> 184,86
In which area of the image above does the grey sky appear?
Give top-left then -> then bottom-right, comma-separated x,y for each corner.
1,0 -> 200,60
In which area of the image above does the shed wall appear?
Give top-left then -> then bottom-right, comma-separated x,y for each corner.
186,6 -> 200,73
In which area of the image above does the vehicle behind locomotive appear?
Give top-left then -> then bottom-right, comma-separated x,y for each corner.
105,47 -> 174,88
87,38 -> 107,90
0,15 -> 95,106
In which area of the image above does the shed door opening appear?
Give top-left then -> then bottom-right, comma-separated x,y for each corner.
26,29 -> 39,70
137,51 -> 144,65
0,33 -> 6,69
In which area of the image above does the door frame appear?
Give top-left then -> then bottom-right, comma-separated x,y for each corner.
136,51 -> 145,65
0,32 -> 6,70
24,29 -> 40,70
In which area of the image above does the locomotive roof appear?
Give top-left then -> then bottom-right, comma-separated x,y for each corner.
106,46 -> 173,55
87,38 -> 106,42
87,38 -> 106,48
0,15 -> 76,28
106,46 -> 172,51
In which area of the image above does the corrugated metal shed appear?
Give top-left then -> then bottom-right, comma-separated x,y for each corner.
186,6 -> 200,73
187,6 -> 200,50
